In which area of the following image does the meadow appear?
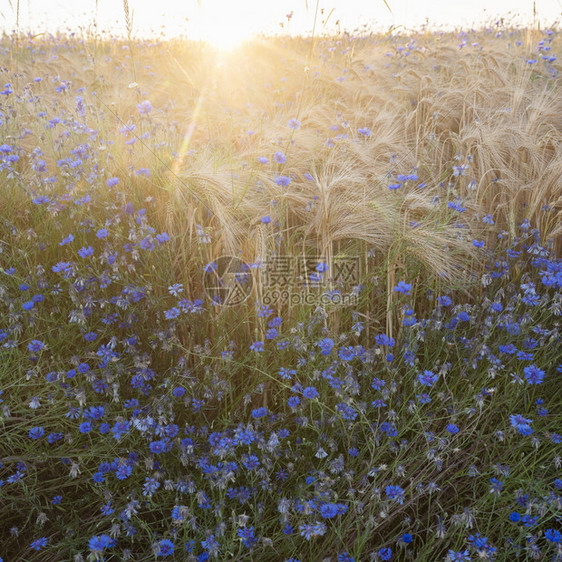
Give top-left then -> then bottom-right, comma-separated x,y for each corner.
0,22 -> 561,561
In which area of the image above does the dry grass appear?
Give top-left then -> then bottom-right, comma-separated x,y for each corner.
5,27 -> 560,296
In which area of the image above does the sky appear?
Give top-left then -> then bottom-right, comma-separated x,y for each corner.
1,0 -> 561,47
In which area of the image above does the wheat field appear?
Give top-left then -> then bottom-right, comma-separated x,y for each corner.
0,22 -> 561,561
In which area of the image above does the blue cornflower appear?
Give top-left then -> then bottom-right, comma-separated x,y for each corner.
545,529 -> 561,543
260,215 -> 271,224
164,307 -> 181,320
92,471 -> 104,483
78,246 -> 94,258
372,377 -> 386,390
522,514 -> 538,527
273,151 -> 286,164
288,396 -> 300,408
394,281 -> 412,294
250,340 -> 264,352
278,367 -> 295,379
489,477 -> 503,495
499,344 -> 517,355
201,534 -> 220,554
143,476 -> 161,497
523,364 -> 545,384
446,423 -> 459,434
385,485 -> 405,504
338,346 -> 355,361
288,118 -> 301,130
457,311 -> 470,322
84,406 -> 105,422
521,291 -> 540,306
318,337 -> 334,355
378,547 -> 392,560
282,524 -> 294,535
258,305 -> 273,317
375,334 -> 395,347
115,463 -> 133,480
29,426 -> 45,439
336,402 -> 357,421
139,236 -> 154,250
358,127 -> 371,136
47,432 -> 63,443
418,370 -> 438,387
156,539 -> 175,556
89,534 -> 113,551
380,422 -> 398,436
28,339 -> 45,353
265,328 -> 278,339
251,407 -> 268,418
137,100 -> 152,114
30,537 -> 48,550
60,234 -> 74,245
303,386 -> 319,399
168,283 -> 183,296
111,421 -> 130,441
243,454 -> 260,470
268,316 -> 282,327
509,414 -> 533,435
453,164 -> 468,177
101,502 -> 114,515
274,174 -> 291,187
238,526 -> 257,548
509,512 -> 521,522
149,439 -> 171,454
106,177 -> 119,187
401,533 -> 413,544
299,521 -> 326,540
79,421 -> 93,434
447,551 -> 471,561
402,314 -> 416,326
448,200 -> 466,212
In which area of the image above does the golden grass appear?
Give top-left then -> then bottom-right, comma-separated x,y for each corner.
4,27 -> 561,293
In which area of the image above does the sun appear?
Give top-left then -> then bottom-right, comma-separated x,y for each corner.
198,24 -> 252,51
188,3 -> 260,51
